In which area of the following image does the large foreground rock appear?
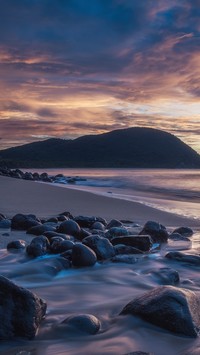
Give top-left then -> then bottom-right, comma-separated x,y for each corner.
0,275 -> 46,339
120,285 -> 200,337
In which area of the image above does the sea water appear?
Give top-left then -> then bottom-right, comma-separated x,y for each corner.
37,168 -> 200,220
1,169 -> 200,355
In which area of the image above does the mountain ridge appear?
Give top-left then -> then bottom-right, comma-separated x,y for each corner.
0,127 -> 200,168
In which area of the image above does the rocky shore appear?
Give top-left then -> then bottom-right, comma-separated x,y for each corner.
0,167 -> 86,184
1,209 -> 200,354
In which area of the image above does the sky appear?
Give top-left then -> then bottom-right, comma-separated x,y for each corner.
0,0 -> 200,153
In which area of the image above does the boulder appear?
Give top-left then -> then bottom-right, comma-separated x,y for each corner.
0,219 -> 11,228
72,243 -> 97,267
114,244 -> 143,255
106,227 -> 128,239
111,236 -> 153,252
107,219 -> 123,229
172,227 -> 193,238
26,224 -> 56,236
0,275 -> 46,339
50,240 -> 74,254
11,214 -> 41,230
7,240 -> 26,250
165,251 -> 200,265
74,216 -> 107,228
57,220 -> 81,238
139,221 -> 168,243
120,285 -> 200,337
26,236 -> 50,257
61,314 -> 100,335
169,233 -> 191,242
150,267 -> 180,285
91,221 -> 105,231
83,235 -> 115,260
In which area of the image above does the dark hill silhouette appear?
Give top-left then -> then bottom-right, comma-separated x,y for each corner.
0,127 -> 200,168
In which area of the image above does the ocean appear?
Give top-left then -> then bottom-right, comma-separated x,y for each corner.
1,168 -> 200,355
36,168 -> 200,220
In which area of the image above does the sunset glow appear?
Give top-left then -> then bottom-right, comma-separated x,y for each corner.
0,0 -> 200,152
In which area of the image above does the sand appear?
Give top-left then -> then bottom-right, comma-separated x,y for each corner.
0,175 -> 199,228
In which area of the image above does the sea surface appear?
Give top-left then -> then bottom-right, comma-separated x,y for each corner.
1,169 -> 200,355
38,168 -> 200,220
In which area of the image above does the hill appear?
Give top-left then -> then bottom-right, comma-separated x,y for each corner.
0,127 -> 200,168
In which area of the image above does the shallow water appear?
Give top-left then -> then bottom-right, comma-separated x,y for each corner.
0,228 -> 200,355
2,168 -> 200,354
32,168 -> 200,220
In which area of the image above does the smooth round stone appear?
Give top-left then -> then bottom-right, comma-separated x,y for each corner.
62,314 -> 100,334
7,240 -> 26,250
91,221 -> 105,231
72,243 -> 97,267
0,219 -> 11,229
58,220 -> 81,237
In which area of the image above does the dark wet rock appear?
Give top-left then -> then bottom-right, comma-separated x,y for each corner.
2,232 -> 9,236
91,221 -> 105,231
83,235 -> 115,260
107,219 -> 123,229
165,251 -> 200,265
61,250 -> 72,261
33,172 -> 40,180
24,172 -> 34,180
0,213 -> 6,220
120,285 -> 200,337
61,314 -> 100,335
26,236 -> 50,257
169,233 -> 191,242
172,226 -> 193,238
112,255 -> 138,264
111,236 -> 153,252
139,221 -> 169,243
27,224 -> 56,236
74,215 -> 107,228
0,219 -> 11,228
46,217 -> 58,223
72,243 -> 97,267
57,219 -> 81,238
79,228 -> 91,240
50,240 -> 74,254
43,231 -> 71,241
150,267 -> 180,285
7,240 -> 26,250
106,227 -> 128,239
11,214 -> 41,230
57,214 -> 68,222
114,244 -> 144,255
59,211 -> 74,219
0,275 -> 46,339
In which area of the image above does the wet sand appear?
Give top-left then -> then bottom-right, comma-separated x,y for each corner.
0,175 -> 199,228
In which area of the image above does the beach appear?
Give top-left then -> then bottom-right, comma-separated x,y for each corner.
0,174 -> 200,355
0,175 -> 199,227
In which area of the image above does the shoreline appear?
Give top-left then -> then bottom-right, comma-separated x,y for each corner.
0,175 -> 199,228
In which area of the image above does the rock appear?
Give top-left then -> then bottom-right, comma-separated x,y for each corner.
111,236 -> 153,252
74,216 -> 107,228
150,267 -> 180,285
46,217 -> 58,223
0,275 -> 46,339
0,219 -> 11,228
43,231 -> 71,241
26,236 -> 50,257
139,221 -> 168,243
50,240 -> 74,254
7,240 -> 26,250
114,244 -> 144,255
61,314 -> 100,335
83,235 -> 115,260
120,285 -> 200,337
24,172 -> 34,180
107,219 -> 123,229
165,251 -> 200,265
172,227 -> 193,238
11,214 -> 41,230
169,233 -> 191,242
57,220 -> 81,238
57,214 -> 68,222
91,221 -> 105,231
59,211 -> 74,219
72,243 -> 97,267
106,227 -> 128,239
112,255 -> 138,264
26,224 -> 56,236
